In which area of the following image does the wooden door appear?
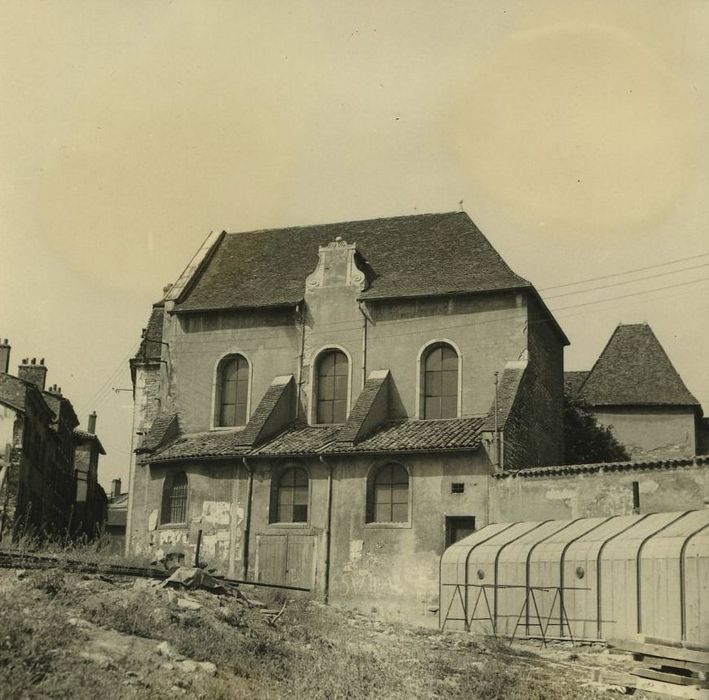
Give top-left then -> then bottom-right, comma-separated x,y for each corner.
256,533 -> 314,589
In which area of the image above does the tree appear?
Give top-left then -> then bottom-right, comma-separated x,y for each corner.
563,394 -> 630,465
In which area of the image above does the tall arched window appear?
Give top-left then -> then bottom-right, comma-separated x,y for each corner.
216,354 -> 249,427
368,464 -> 409,523
315,349 -> 348,424
274,467 -> 309,523
161,471 -> 188,524
422,343 -> 459,419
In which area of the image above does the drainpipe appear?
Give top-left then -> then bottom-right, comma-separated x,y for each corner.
493,371 -> 500,471
295,305 -> 306,418
358,302 -> 368,390
241,457 -> 254,580
319,454 -> 334,604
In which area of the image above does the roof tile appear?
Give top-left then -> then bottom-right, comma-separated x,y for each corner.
580,324 -> 699,407
174,212 -> 531,313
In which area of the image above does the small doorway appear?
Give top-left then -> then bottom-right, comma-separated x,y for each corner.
445,516 -> 476,548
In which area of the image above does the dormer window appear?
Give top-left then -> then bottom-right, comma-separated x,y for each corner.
315,349 -> 348,424
215,354 -> 250,427
422,342 -> 459,419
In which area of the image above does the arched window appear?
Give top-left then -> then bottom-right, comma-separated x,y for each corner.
161,471 -> 188,524
422,343 -> 459,419
315,349 -> 348,424
273,467 -> 309,523
216,354 -> 249,427
368,464 -> 409,523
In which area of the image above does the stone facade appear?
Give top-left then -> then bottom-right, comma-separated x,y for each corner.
126,213 -> 569,624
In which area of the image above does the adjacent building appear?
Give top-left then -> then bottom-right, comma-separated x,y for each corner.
566,323 -> 705,460
0,342 -> 107,541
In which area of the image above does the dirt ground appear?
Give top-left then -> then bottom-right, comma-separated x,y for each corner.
0,567 -> 648,699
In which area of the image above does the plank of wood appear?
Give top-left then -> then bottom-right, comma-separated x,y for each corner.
634,676 -> 709,700
608,639 -> 709,666
632,667 -> 709,689
635,657 -> 709,675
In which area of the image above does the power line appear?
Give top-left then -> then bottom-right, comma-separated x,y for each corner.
544,261 -> 709,300
539,250 -> 709,292
551,275 -> 709,312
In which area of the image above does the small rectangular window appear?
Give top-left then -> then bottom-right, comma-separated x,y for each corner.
451,482 -> 465,494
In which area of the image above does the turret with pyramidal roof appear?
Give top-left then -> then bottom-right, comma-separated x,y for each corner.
565,323 -> 703,460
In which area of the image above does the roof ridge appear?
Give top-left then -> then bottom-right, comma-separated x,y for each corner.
222,211 -> 464,237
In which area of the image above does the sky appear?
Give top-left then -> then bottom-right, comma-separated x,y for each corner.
1,0 -> 708,491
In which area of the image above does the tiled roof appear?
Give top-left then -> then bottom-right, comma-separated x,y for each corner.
336,371 -> 389,444
73,428 -> 107,455
151,430 -> 251,462
133,302 -> 164,363
580,324 -> 699,407
255,425 -> 340,455
137,412 -> 179,454
173,212 -> 532,313
495,454 -> 709,478
564,371 -> 589,397
149,417 -> 485,462
482,364 -> 525,431
327,417 -> 485,453
233,377 -> 295,447
0,372 -> 27,413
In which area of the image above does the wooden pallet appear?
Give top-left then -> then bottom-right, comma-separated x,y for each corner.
607,639 -> 709,699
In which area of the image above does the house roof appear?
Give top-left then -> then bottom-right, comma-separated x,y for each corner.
482,363 -> 526,432
172,212 -> 534,313
151,417 -> 485,462
151,430 -> 252,462
579,323 -> 699,407
254,425 -> 341,456
325,417 -> 485,454
73,428 -> 107,455
137,412 -> 179,454
0,372 -> 27,413
564,371 -> 589,397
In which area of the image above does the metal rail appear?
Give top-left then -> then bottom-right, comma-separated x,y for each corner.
0,549 -> 312,592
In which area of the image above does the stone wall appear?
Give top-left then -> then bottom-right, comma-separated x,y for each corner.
490,458 -> 709,522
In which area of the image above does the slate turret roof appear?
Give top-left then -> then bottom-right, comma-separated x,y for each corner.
578,323 -> 699,407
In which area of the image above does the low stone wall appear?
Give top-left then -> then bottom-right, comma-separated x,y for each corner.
490,457 -> 709,522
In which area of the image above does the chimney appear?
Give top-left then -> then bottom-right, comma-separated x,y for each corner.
0,339 -> 10,374
88,411 -> 97,434
111,478 -> 122,499
47,383 -> 63,397
17,357 -> 48,391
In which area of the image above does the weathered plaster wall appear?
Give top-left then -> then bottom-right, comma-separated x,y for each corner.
490,463 -> 708,522
326,452 -> 491,626
593,407 -> 697,460
132,461 -> 240,570
367,294 -> 528,418
169,309 -> 300,434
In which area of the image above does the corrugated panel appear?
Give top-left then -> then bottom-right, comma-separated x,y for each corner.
439,510 -> 709,644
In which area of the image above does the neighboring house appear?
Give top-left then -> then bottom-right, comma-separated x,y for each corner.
126,211 -> 569,622
106,478 -> 128,551
73,412 -> 108,539
0,341 -> 107,540
566,323 -> 704,460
